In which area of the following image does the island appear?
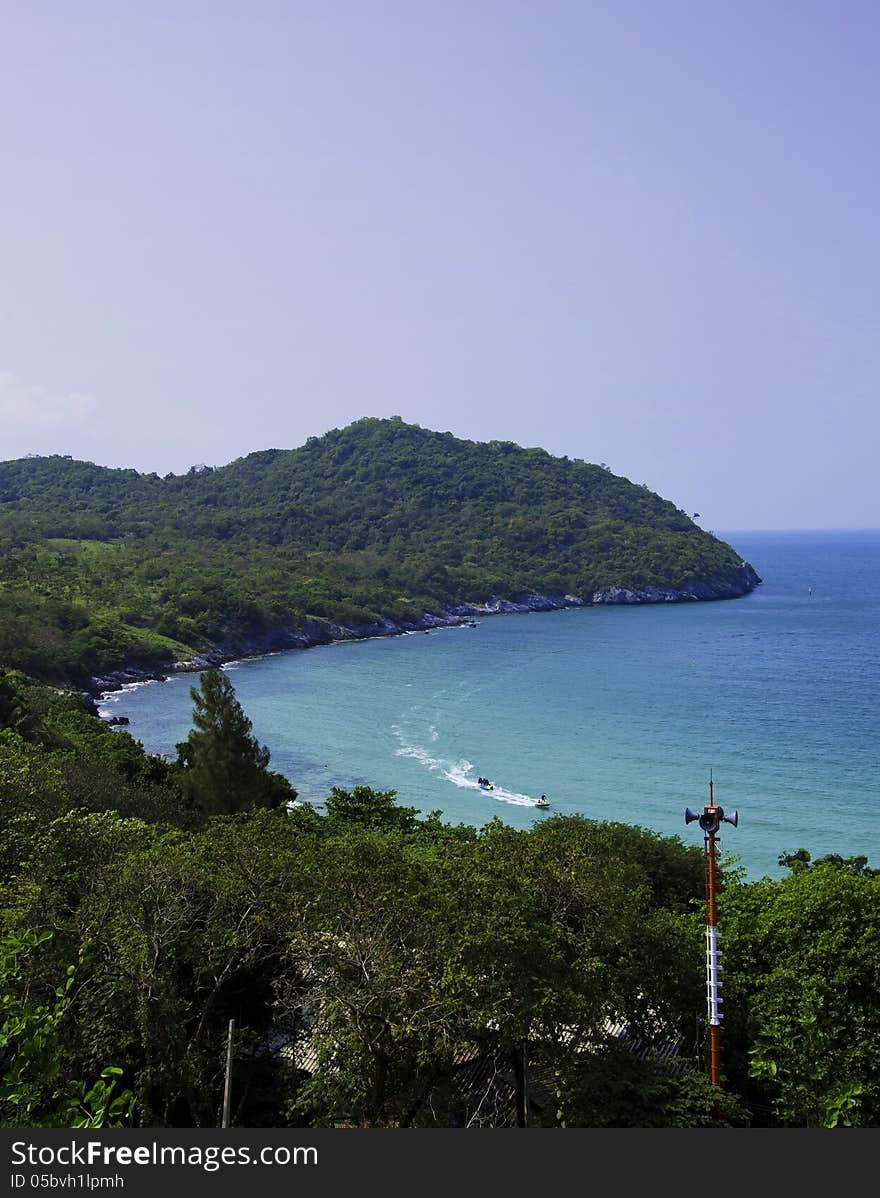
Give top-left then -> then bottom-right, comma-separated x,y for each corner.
0,416 -> 760,690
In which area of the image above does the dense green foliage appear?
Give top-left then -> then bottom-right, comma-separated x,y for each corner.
173,670 -> 296,815
0,418 -> 752,684
720,852 -> 880,1127
0,929 -> 134,1128
1,669 -> 877,1128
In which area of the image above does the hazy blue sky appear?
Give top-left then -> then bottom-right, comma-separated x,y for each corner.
1,1 -> 877,529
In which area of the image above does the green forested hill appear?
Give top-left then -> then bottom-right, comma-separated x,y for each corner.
0,417 -> 758,685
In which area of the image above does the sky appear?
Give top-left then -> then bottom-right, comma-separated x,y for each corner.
1,1 -> 878,530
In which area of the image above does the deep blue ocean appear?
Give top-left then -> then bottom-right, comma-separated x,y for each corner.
100,531 -> 880,880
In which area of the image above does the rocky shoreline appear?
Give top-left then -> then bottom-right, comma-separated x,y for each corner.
87,562 -> 761,699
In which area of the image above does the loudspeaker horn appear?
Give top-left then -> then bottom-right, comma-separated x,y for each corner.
684,808 -> 701,824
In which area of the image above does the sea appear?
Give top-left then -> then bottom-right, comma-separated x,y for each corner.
99,531 -> 880,881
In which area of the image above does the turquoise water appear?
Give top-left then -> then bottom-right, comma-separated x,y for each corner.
101,531 -> 880,880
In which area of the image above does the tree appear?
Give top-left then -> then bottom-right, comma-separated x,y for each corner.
67,813 -> 301,1127
553,1047 -> 746,1128
778,847 -> 878,877
324,785 -> 421,834
447,816 -> 705,1127
276,812 -> 707,1128
174,671 -> 295,815
278,827 -> 477,1127
0,928 -> 134,1128
0,672 -> 40,742
721,861 -> 880,1126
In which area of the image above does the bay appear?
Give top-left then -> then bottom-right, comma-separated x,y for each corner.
100,530 -> 880,880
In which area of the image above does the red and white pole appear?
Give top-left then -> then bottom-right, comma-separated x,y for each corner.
685,778 -> 738,1117
704,779 -> 722,1092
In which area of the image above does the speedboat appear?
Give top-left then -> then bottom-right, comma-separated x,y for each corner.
535,796 -> 550,809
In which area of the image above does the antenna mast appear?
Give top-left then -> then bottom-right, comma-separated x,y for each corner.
684,777 -> 738,1119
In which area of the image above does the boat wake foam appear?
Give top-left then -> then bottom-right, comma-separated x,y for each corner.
393,730 -> 536,807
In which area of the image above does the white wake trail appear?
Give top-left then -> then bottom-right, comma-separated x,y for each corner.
393,728 -> 536,807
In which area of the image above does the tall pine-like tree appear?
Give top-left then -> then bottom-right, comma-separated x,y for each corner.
174,670 -> 296,815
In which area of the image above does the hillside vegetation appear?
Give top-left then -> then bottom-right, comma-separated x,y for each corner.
2,668 -> 877,1128
0,417 -> 757,685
